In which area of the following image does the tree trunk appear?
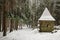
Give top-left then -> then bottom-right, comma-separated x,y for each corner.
3,0 -> 7,36
15,20 -> 18,30
3,15 -> 7,36
10,19 -> 14,32
1,13 -> 3,31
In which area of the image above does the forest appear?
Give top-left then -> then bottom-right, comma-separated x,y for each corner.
0,0 -> 60,38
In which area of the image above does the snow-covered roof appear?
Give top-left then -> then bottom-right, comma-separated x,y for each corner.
39,7 -> 55,21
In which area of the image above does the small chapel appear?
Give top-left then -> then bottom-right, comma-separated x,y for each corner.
38,7 -> 55,32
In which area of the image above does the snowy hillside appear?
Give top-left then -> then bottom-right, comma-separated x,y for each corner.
0,26 -> 60,40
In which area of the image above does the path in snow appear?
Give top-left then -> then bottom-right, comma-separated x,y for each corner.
0,27 -> 60,40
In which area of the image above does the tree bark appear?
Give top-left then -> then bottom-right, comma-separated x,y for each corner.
15,20 -> 18,30
3,0 -> 7,36
10,19 -> 14,32
3,14 -> 7,36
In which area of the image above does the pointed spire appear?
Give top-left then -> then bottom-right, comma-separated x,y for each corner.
39,7 -> 55,21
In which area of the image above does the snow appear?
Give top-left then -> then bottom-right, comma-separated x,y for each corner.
54,25 -> 60,30
0,32 -> 3,38
39,7 -> 55,21
0,26 -> 60,40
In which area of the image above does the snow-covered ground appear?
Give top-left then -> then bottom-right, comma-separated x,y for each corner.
0,26 -> 60,40
0,32 -> 3,38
